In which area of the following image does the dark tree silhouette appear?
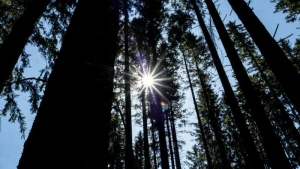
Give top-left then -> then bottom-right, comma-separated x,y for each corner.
0,0 -> 51,94
227,0 -> 300,114
189,1 -> 265,168
18,0 -> 119,168
204,0 -> 292,168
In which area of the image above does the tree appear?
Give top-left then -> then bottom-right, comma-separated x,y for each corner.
146,0 -> 170,168
122,0 -> 135,168
108,113 -> 126,169
166,109 -> 175,169
0,0 -> 51,94
227,0 -> 300,114
204,0 -> 292,168
271,0 -> 300,22
142,90 -> 151,169
18,0 -> 119,168
189,1 -> 265,168
227,21 -> 300,166
134,132 -> 145,169
0,0 -> 76,136
182,49 -> 214,169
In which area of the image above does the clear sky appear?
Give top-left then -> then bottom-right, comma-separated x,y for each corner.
0,1 -> 299,169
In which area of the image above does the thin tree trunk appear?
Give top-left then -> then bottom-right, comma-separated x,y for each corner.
0,0 -> 51,94
182,54 -> 213,169
190,1 -> 265,168
142,90 -> 151,169
17,1 -> 119,168
227,0 -> 300,114
183,54 -> 230,168
123,0 -> 134,168
151,118 -> 158,169
170,105 -> 182,169
204,0 -> 292,168
166,110 -> 176,169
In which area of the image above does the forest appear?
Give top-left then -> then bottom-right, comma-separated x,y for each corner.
0,0 -> 300,168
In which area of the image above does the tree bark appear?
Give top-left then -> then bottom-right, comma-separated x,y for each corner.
204,0 -> 292,168
190,1 -> 265,168
227,0 -> 300,114
17,0 -> 119,168
0,0 -> 51,94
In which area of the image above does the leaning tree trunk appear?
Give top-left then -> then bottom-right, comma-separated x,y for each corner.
190,1 -> 265,168
227,0 -> 300,114
0,0 -> 51,94
17,0 -> 119,168
204,0 -> 292,168
142,90 -> 151,169
239,36 -> 300,150
182,54 -> 213,169
123,0 -> 135,168
170,105 -> 182,169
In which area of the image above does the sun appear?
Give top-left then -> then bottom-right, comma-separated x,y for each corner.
142,74 -> 154,88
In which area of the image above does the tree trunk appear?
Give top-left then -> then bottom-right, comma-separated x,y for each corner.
150,119 -> 158,169
170,105 -> 182,169
182,54 -> 213,169
123,0 -> 134,168
17,0 -> 119,168
0,0 -> 51,94
240,37 -> 300,152
142,90 -> 151,169
166,110 -> 176,169
190,1 -> 265,168
197,70 -> 231,169
227,0 -> 300,114
204,0 -> 292,168
148,0 -> 169,168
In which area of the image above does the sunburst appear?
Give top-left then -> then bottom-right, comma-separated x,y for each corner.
134,60 -> 173,102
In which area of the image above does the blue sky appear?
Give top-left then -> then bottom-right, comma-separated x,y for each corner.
0,1 -> 299,169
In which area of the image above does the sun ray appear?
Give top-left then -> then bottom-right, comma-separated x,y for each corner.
152,69 -> 166,79
152,85 -> 169,102
153,82 -> 173,90
153,77 -> 173,82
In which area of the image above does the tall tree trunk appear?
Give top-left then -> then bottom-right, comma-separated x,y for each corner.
142,90 -> 151,169
123,0 -> 134,168
17,0 -> 119,168
183,54 -> 229,168
204,0 -> 292,168
227,0 -> 300,114
182,54 -> 213,169
190,1 -> 265,168
148,1 -> 169,168
0,0 -> 51,94
197,68 -> 231,169
170,105 -> 182,169
166,110 -> 176,169
240,37 -> 300,152
150,118 -> 158,169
